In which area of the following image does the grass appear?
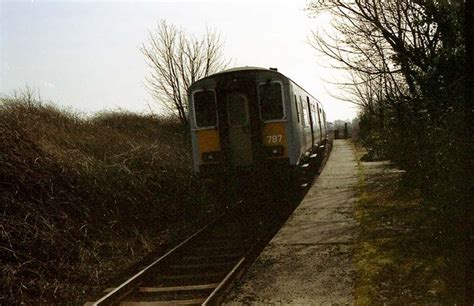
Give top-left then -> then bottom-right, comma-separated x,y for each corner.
0,96 -> 222,303
352,144 -> 466,304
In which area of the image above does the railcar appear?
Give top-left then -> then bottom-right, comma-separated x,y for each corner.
187,67 -> 327,174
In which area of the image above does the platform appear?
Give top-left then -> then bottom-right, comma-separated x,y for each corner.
225,139 -> 359,304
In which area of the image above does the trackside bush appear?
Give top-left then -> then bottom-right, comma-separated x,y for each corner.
0,97 -> 220,303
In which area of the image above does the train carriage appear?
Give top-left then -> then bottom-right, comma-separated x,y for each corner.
188,67 -> 327,173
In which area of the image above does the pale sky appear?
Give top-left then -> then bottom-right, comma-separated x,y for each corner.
0,0 -> 357,121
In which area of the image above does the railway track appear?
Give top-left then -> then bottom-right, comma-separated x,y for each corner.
88,204 -> 275,305
87,142 -> 331,305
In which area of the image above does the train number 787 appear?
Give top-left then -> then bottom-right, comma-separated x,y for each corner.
266,135 -> 283,144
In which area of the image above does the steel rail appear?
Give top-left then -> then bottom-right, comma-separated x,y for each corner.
202,256 -> 246,305
90,221 -> 215,305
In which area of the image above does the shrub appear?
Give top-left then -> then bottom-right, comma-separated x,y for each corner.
0,97 -> 220,303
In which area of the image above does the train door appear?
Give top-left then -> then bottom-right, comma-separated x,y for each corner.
306,97 -> 315,147
317,105 -> 323,142
225,92 -> 254,167
299,96 -> 308,148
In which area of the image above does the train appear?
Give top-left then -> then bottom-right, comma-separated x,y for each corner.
187,67 -> 327,174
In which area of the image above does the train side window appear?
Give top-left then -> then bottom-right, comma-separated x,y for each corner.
299,96 -> 305,125
258,82 -> 284,121
311,105 -> 317,128
302,109 -> 308,127
193,90 -> 217,128
294,95 -> 300,123
316,105 -> 321,123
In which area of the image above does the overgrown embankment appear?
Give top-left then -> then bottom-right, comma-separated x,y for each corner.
0,98 -> 220,303
353,146 -> 465,304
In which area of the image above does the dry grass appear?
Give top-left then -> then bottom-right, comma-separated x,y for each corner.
0,97 -> 220,303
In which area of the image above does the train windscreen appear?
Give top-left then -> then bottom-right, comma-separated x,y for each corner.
193,90 -> 217,128
258,82 -> 284,121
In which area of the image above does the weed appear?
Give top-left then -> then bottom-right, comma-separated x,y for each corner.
352,145 -> 465,304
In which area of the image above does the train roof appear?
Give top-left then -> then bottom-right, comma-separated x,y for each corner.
212,66 -> 275,74
192,66 -> 282,84
191,66 -> 323,108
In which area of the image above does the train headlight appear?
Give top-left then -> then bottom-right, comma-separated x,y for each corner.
202,151 -> 221,162
265,145 -> 284,157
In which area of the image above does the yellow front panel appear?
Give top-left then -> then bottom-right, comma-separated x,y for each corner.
197,129 -> 221,155
262,122 -> 288,158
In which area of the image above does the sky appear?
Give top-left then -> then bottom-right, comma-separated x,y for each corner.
0,0 -> 357,121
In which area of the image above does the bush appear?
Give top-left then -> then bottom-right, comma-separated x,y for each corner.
0,97 -> 220,303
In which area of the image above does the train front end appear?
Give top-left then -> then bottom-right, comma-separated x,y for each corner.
188,68 -> 292,174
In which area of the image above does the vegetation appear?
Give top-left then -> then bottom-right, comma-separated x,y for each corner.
309,0 -> 471,301
353,145 -> 464,303
0,93 -> 221,303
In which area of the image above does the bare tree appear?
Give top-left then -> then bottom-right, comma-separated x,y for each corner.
140,20 -> 229,126
310,0 -> 466,109
11,85 -> 42,106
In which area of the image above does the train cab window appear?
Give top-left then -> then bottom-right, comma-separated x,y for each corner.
193,90 -> 217,128
258,82 -> 284,121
